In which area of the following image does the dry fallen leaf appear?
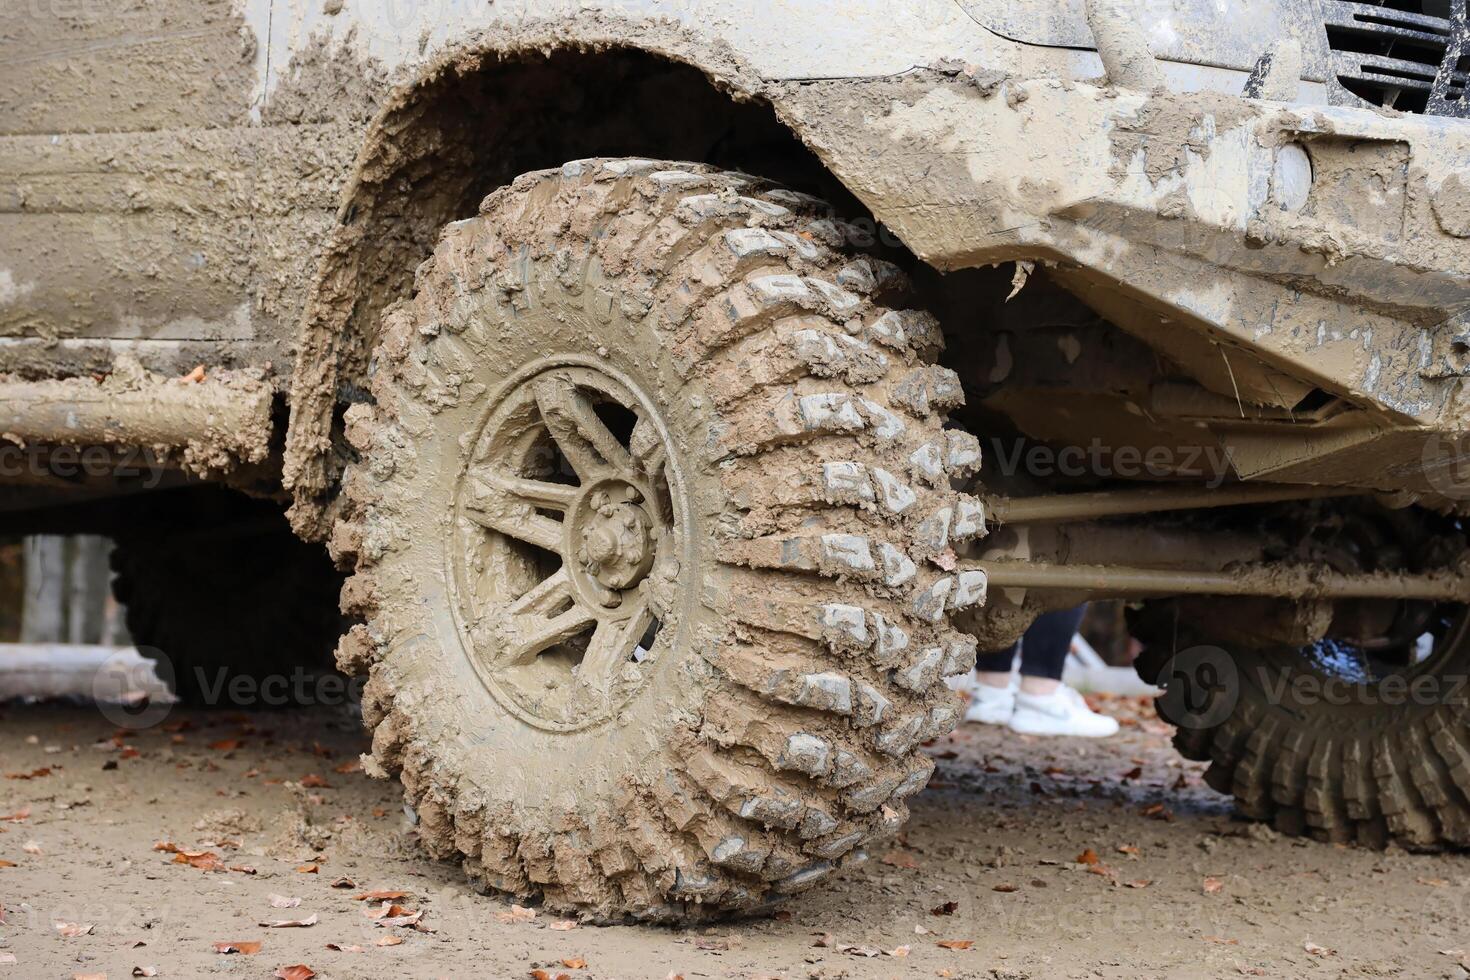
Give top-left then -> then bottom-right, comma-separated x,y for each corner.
694,937 -> 733,951
0,860 -> 15,868
1417,876 -> 1450,887
1076,848 -> 1100,865
180,365 -> 206,384
1304,941 -> 1335,957
333,758 -> 362,774
208,739 -> 240,752
1202,936 -> 1239,946
22,840 -> 41,855
1125,879 -> 1153,889
991,883 -> 1018,893
813,933 -> 835,948
1202,876 -> 1224,895
560,957 -> 587,968
838,943 -> 881,957
879,849 -> 918,870
548,919 -> 577,931
364,902 -> 416,921
1142,802 -> 1174,821
132,968 -> 159,977
930,901 -> 958,916
372,905 -> 423,929
54,921 -> 93,937
5,767 -> 51,780
1117,844 -> 1140,858
936,939 -> 973,950
295,864 -> 319,874
274,966 -> 316,980
258,914 -> 318,929
73,973 -> 106,980
172,851 -> 225,872
529,971 -> 571,980
496,904 -> 536,923
325,943 -> 364,953
213,941 -> 262,955
299,774 -> 331,789
374,936 -> 403,948
885,945 -> 910,957
352,890 -> 410,902
0,807 -> 30,822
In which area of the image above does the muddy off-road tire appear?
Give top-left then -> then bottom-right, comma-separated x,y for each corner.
111,494 -> 344,705
1135,603 -> 1470,850
330,160 -> 987,920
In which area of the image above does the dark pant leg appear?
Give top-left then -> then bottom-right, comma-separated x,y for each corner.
974,641 -> 1019,675
1017,603 -> 1088,681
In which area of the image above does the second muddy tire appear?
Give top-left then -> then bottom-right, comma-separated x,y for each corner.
331,160 -> 989,920
1134,601 -> 1470,849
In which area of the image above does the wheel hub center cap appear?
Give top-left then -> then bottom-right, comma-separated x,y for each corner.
576,485 -> 655,594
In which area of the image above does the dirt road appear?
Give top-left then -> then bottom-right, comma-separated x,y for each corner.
4,695 -> 1467,979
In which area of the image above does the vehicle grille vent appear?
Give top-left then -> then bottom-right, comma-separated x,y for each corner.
1323,0 -> 1468,116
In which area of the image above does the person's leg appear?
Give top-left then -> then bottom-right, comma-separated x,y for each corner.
964,642 -> 1020,724
1009,603 -> 1119,737
1016,605 -> 1087,696
974,641 -> 1019,689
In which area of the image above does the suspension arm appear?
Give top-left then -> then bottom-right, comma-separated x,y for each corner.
987,483 -> 1359,525
967,558 -> 1470,602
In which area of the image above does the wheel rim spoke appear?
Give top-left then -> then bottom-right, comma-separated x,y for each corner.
507,566 -> 576,618
532,376 -> 637,482
501,581 -> 597,666
470,465 -> 576,512
578,602 -> 654,693
643,544 -> 678,621
464,473 -> 564,552
629,416 -> 667,483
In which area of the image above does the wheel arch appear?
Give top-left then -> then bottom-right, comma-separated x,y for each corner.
279,35 -> 899,536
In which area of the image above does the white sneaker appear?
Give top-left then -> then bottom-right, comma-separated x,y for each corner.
1009,684 -> 1120,738
964,681 -> 1016,725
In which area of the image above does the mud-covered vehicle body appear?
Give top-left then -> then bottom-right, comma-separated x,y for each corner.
3,0 -> 1469,918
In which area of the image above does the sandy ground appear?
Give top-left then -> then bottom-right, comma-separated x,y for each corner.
4,694 -> 1469,980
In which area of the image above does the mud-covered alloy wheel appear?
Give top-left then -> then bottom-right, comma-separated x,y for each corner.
330,160 -> 988,920
1135,509 -> 1470,849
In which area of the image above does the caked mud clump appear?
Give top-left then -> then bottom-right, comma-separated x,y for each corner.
330,159 -> 987,920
